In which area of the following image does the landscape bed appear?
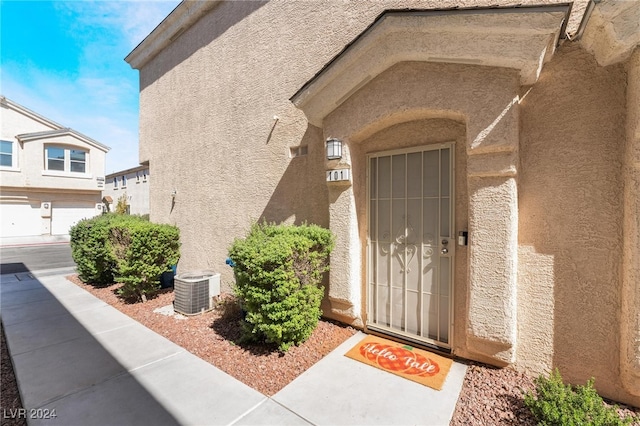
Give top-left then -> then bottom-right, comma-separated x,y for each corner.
4,275 -> 636,425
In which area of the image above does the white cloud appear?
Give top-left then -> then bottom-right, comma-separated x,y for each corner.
2,1 -> 179,174
54,0 -> 180,50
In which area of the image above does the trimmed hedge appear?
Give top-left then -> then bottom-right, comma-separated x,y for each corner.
228,222 -> 334,351
70,214 -> 179,302
70,214 -> 128,285
110,220 -> 180,302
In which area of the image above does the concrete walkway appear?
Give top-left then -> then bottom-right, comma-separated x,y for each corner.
0,271 -> 466,426
1,235 -> 71,248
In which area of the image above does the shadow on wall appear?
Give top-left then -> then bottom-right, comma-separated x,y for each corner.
518,45 -> 629,403
258,125 -> 329,227
139,1 -> 268,91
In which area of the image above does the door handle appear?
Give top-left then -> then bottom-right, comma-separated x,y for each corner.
441,247 -> 448,255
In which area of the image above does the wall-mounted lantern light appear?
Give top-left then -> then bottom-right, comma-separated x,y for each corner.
326,138 -> 342,160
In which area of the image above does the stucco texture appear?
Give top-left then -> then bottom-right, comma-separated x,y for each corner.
323,60 -> 521,364
133,0 -> 639,407
621,47 -> 640,398
519,43 -> 636,406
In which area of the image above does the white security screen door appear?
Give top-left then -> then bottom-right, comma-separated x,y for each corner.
367,143 -> 454,348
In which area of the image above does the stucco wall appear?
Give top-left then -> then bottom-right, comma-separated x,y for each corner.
136,0 -> 586,288
518,44 -> 636,406
621,47 -> 640,398
134,0 -> 638,406
1,102 -> 54,139
137,0 -> 433,284
103,168 -> 150,216
323,60 -> 521,364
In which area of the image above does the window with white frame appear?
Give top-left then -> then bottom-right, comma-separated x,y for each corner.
1,140 -> 14,168
113,176 -> 118,189
122,175 -> 127,188
45,145 -> 88,173
70,149 -> 86,172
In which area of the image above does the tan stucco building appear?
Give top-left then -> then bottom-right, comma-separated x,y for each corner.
126,0 -> 640,406
1,96 -> 109,238
103,165 -> 150,215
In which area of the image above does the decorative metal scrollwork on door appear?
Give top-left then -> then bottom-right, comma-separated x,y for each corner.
380,215 -> 417,273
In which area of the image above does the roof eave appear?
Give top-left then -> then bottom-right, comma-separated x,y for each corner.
17,128 -> 111,152
125,0 -> 223,70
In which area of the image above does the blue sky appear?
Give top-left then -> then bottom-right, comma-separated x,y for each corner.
1,0 -> 181,174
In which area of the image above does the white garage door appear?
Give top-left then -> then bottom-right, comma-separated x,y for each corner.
51,203 -> 97,235
0,202 -> 42,237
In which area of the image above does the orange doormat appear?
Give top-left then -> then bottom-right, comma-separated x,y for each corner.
344,335 -> 453,390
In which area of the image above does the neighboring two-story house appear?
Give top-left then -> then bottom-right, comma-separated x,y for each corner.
126,0 -> 640,406
0,96 -> 109,238
102,165 -> 150,215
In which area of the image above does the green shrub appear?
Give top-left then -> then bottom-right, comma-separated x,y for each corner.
70,214 -> 179,302
70,214 -> 128,285
524,369 -> 638,425
228,222 -> 334,351
109,220 -> 180,302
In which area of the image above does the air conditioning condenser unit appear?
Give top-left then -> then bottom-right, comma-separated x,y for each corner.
173,271 -> 220,315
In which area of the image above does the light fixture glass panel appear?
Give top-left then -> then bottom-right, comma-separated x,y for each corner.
326,138 -> 342,159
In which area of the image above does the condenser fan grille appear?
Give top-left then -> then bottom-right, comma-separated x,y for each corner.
174,273 -> 212,315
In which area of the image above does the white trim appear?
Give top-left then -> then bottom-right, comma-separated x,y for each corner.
20,129 -> 109,152
42,170 -> 93,179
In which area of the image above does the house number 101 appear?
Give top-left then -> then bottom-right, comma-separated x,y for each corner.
326,168 -> 350,182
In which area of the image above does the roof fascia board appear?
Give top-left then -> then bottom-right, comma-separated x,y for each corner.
106,165 -> 149,178
17,128 -> 111,152
125,0 -> 223,70
1,96 -> 64,131
290,4 -> 573,104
